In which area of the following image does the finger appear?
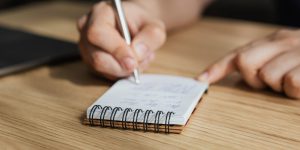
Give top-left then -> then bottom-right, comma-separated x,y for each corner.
283,65 -> 300,99
197,53 -> 236,83
233,39 -> 296,89
131,20 -> 166,61
139,52 -> 156,72
79,36 -> 132,78
197,40 -> 271,83
139,56 -> 151,72
238,39 -> 294,68
269,29 -> 300,43
90,50 -> 132,77
87,25 -> 137,72
86,2 -> 137,71
258,50 -> 300,92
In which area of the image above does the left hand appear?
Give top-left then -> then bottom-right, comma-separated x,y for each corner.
197,29 -> 300,99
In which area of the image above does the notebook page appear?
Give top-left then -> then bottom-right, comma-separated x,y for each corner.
87,74 -> 208,125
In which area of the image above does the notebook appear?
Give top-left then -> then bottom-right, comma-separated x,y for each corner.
83,74 -> 208,134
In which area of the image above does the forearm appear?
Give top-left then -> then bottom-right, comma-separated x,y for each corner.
132,0 -> 211,30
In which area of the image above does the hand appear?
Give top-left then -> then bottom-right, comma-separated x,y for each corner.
198,29 -> 300,99
77,1 -> 166,80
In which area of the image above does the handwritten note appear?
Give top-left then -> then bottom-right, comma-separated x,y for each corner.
87,74 -> 208,125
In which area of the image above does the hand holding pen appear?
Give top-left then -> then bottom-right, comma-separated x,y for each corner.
77,0 -> 166,81
112,0 -> 140,83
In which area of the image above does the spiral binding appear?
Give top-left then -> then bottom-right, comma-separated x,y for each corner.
154,111 -> 164,133
132,109 -> 143,130
88,105 -> 175,133
122,108 -> 132,129
143,110 -> 154,131
110,107 -> 122,128
89,105 -> 102,126
165,112 -> 175,133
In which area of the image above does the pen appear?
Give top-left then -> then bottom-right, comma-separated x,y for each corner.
112,0 -> 140,84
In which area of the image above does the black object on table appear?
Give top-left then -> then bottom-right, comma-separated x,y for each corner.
0,26 -> 79,76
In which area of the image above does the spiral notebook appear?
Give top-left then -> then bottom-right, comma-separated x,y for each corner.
83,74 -> 208,134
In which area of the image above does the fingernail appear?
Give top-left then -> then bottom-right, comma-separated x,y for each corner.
135,43 -> 148,59
122,57 -> 136,71
198,72 -> 209,82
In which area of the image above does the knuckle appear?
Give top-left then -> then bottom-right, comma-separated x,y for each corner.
258,69 -> 269,82
87,26 -> 102,45
150,25 -> 166,43
93,2 -> 109,12
258,69 -> 280,91
87,26 -> 99,43
284,73 -> 295,86
235,52 -> 251,69
272,29 -> 299,44
277,29 -> 290,34
234,52 -> 266,89
91,52 -> 110,72
93,2 -> 113,17
112,45 -> 130,59
284,73 -> 300,98
274,29 -> 291,38
281,36 -> 300,46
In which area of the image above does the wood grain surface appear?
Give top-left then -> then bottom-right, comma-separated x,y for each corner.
0,1 -> 299,149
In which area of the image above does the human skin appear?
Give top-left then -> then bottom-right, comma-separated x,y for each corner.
78,0 -> 300,99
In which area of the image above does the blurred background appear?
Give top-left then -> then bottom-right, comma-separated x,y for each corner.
0,0 -> 299,27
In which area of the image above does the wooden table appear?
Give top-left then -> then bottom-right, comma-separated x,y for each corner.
0,1 -> 299,149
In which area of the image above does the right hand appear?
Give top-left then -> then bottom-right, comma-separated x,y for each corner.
77,1 -> 166,80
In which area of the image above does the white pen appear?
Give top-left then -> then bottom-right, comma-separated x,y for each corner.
112,0 -> 140,84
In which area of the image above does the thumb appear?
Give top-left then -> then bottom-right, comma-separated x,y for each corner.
131,21 -> 166,62
197,53 -> 237,83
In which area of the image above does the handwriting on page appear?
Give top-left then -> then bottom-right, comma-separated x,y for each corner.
131,82 -> 195,94
89,74 -> 208,125
116,81 -> 200,111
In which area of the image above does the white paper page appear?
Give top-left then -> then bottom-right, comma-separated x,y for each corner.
87,74 -> 208,125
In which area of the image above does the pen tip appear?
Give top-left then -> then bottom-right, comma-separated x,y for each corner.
135,79 -> 140,84
133,69 -> 140,84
